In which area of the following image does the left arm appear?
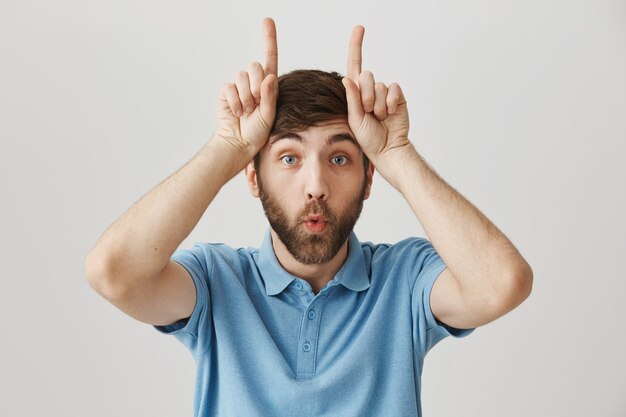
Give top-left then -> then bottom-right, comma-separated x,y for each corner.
342,25 -> 533,329
383,145 -> 533,329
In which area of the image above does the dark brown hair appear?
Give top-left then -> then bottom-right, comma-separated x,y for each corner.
271,69 -> 348,135
254,69 -> 369,171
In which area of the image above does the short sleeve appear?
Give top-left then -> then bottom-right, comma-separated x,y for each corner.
152,244 -> 213,358
409,238 -> 475,357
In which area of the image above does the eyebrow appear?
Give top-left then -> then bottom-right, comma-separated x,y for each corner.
269,132 -> 360,149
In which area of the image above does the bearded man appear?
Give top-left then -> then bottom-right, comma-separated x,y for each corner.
85,17 -> 533,417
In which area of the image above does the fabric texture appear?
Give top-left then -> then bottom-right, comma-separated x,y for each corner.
154,228 -> 475,416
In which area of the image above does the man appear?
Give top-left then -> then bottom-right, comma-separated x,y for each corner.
85,17 -> 533,417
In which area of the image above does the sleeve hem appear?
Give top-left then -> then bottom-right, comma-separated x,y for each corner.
152,258 -> 203,336
424,262 -> 476,338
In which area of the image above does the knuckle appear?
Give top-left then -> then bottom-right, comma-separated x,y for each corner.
227,94 -> 241,106
229,101 -> 242,113
361,87 -> 374,97
224,84 -> 238,97
249,61 -> 263,70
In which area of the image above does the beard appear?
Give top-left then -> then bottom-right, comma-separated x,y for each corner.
258,175 -> 367,265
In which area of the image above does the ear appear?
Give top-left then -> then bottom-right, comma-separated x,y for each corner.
363,161 -> 375,200
244,159 -> 261,198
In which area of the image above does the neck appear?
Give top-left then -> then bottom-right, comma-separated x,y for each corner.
270,229 -> 349,294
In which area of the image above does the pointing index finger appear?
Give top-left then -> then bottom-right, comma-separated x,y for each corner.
347,25 -> 364,82
263,17 -> 278,75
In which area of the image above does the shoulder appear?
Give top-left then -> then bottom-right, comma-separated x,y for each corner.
358,236 -> 442,285
395,237 -> 445,288
172,241 -> 259,278
360,236 -> 436,263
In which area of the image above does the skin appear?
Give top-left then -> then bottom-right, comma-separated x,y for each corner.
213,18 -> 378,293
87,18 -> 532,330
232,18 -> 532,326
248,119 -> 374,293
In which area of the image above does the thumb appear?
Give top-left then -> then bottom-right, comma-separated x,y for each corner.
342,77 -> 364,126
259,74 -> 278,128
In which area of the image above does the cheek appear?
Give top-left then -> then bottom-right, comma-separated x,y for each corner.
333,172 -> 365,193
264,187 -> 300,215
263,174 -> 306,202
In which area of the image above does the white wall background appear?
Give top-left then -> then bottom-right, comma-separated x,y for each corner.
1,1 -> 624,416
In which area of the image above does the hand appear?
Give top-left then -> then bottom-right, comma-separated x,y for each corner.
215,17 -> 279,155
342,26 -> 412,164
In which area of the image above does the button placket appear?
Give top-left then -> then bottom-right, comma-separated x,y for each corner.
293,280 -> 314,305
296,293 -> 326,380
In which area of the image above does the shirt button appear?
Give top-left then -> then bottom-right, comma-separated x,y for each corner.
302,342 -> 311,352
308,310 -> 316,320
295,282 -> 303,289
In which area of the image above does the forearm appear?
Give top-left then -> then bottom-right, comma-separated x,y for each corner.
383,145 -> 532,302
85,136 -> 254,290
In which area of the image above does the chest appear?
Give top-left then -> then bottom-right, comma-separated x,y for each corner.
211,278 -> 415,380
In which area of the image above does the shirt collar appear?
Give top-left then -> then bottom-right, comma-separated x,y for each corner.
257,228 -> 370,296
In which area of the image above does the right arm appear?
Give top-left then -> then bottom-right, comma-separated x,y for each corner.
84,17 -> 279,326
84,139 -> 254,325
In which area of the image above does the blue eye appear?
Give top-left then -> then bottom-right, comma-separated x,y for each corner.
280,155 -> 297,165
331,156 -> 347,165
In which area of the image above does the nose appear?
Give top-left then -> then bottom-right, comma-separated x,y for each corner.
304,159 -> 329,202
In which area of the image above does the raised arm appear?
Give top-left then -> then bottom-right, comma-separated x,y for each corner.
84,18 -> 279,325
342,25 -> 532,329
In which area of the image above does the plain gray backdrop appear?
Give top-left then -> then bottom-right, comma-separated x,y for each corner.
1,1 -> 624,416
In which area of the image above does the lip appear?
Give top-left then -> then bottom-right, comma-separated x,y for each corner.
303,219 -> 328,233
303,214 -> 327,222
302,213 -> 328,233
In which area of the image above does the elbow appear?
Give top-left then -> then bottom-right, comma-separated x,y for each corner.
84,252 -> 128,301
501,261 -> 534,310
463,262 -> 533,325
516,260 -> 534,300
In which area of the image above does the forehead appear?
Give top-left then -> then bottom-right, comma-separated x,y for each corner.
267,118 -> 358,150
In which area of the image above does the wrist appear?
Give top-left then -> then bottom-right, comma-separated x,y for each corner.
370,142 -> 420,190
202,135 -> 259,181
210,133 -> 260,160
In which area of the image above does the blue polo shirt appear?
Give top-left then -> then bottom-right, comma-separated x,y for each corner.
154,229 -> 475,416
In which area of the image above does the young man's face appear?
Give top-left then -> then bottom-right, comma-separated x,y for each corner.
246,118 -> 374,265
